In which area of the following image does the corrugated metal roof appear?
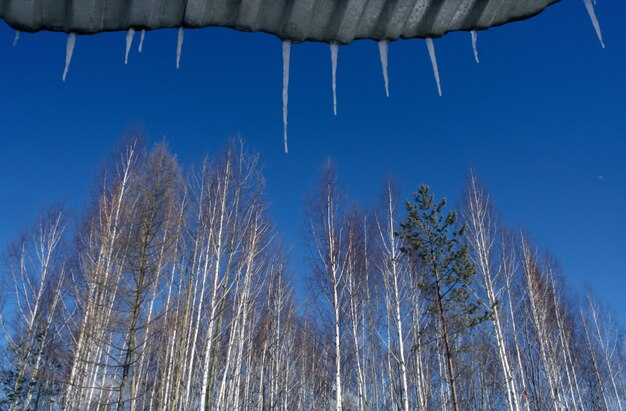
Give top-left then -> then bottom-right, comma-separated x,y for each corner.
0,0 -> 560,43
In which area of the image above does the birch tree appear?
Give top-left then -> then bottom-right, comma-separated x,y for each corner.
306,161 -> 346,411
461,174 -> 520,411
2,209 -> 68,410
373,181 -> 411,411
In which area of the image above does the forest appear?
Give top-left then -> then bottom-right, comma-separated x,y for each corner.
1,138 -> 624,411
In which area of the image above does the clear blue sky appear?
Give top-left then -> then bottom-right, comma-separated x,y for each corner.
1,1 -> 625,322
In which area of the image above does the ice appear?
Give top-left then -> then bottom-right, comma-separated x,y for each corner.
471,31 -> 479,63
139,30 -> 146,53
62,33 -> 76,82
583,0 -> 605,48
330,43 -> 338,115
425,38 -> 442,97
176,27 -> 184,69
378,40 -> 390,97
13,31 -> 20,47
282,41 -> 291,154
125,29 -> 135,64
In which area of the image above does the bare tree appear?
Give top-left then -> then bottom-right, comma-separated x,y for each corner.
461,174 -> 520,411
582,289 -> 625,411
305,160 -> 346,411
373,180 -> 412,411
2,209 -> 68,410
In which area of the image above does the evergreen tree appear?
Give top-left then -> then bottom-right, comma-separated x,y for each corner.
399,184 -> 488,411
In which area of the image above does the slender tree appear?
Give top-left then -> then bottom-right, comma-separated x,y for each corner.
373,181 -> 412,411
461,174 -> 520,411
399,184 -> 488,411
305,161 -> 346,411
2,209 -> 68,410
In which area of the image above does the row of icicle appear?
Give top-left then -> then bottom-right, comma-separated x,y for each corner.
281,0 -> 605,153
9,0 -> 606,153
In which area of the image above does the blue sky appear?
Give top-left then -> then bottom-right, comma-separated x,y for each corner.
1,1 -> 625,322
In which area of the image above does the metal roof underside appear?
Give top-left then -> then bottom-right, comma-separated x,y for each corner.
0,0 -> 560,44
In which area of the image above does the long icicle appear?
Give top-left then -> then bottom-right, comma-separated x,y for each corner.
176,27 -> 184,69
330,43 -> 338,115
13,31 -> 20,47
125,28 -> 135,64
282,41 -> 291,154
139,29 -> 146,52
471,31 -> 480,63
378,40 -> 390,97
583,0 -> 605,48
62,33 -> 76,82
425,38 -> 442,97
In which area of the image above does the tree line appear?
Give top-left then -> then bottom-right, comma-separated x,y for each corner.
1,138 -> 624,410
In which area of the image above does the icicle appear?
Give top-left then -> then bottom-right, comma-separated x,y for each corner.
378,40 -> 390,97
583,0 -> 605,48
139,30 -> 146,53
282,41 -> 291,154
471,31 -> 479,64
125,28 -> 135,64
176,27 -> 184,69
13,31 -> 20,47
330,43 -> 338,115
425,38 -> 442,97
62,33 -> 76,82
